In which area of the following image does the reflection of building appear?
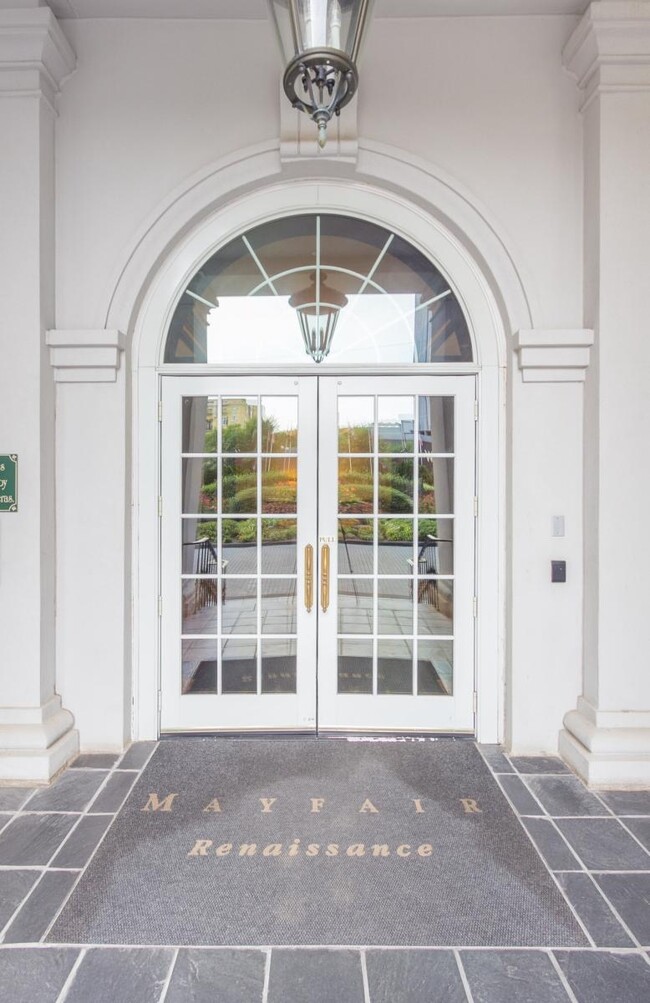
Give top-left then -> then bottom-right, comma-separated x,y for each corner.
222,399 -> 256,429
205,398 -> 218,430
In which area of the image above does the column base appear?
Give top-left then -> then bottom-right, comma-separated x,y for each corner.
0,696 -> 79,784
560,698 -> 650,788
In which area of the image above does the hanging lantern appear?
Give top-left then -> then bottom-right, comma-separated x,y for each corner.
267,1 -> 374,148
289,271 -> 348,363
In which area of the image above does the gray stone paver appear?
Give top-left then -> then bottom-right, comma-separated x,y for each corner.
0,742 -> 647,1000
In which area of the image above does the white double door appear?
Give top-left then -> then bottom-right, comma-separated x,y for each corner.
160,374 -> 476,733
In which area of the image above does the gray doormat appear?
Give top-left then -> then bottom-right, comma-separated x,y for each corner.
48,740 -> 587,947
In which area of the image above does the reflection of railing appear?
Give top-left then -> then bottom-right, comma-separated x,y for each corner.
182,538 -> 227,611
407,535 -> 453,609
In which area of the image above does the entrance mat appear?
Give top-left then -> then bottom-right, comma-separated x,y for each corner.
48,739 -> 587,947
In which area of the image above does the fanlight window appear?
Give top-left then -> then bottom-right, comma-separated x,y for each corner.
164,214 -> 473,365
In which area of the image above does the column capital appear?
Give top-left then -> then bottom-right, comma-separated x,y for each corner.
563,1 -> 650,109
46,329 -> 126,383
0,7 -> 76,109
514,329 -> 594,383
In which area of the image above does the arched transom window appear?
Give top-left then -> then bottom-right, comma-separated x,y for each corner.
164,214 -> 473,365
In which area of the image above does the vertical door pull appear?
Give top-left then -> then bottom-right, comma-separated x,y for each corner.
321,543 -> 330,613
304,544 -> 314,612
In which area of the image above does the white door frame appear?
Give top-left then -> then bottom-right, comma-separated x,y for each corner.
131,181 -> 506,744
317,374 -> 477,733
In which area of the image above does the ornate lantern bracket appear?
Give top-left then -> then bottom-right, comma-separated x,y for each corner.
268,0 -> 374,149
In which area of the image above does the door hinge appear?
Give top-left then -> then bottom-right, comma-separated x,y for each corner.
473,596 -> 478,618
157,690 -> 162,713
473,399 -> 479,421
158,496 -> 163,517
158,596 -> 163,616
473,691 -> 478,714
473,496 -> 478,518
158,400 -> 163,422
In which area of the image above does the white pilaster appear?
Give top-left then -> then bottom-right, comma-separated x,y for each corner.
561,1 -> 650,786
47,331 -> 130,752
508,332 -> 591,754
0,9 -> 78,782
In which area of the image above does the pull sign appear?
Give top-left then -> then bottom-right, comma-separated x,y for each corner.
319,535 -> 335,544
0,454 -> 18,512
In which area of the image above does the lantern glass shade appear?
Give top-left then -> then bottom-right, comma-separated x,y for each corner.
289,271 -> 349,363
268,1 -> 370,64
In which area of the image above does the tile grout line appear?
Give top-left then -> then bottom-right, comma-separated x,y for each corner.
480,751 -> 601,947
546,869 -> 596,949
360,947 -> 371,1003
0,941 -> 648,953
0,869 -> 49,943
0,759 -> 122,942
39,747 -> 159,944
582,871 -> 646,951
611,815 -> 650,859
453,950 -> 475,1003
158,946 -> 179,1003
261,947 -> 272,1003
54,947 -> 86,1003
483,752 -> 650,951
547,949 -> 579,1003
1,758 -> 121,889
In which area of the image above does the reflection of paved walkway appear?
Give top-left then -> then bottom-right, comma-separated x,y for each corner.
222,542 -> 435,576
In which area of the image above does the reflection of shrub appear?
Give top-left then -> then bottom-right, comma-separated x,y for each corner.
222,472 -> 256,492
194,521 -> 217,543
225,486 -> 296,514
262,519 -> 296,542
339,520 -> 373,542
222,518 -> 256,543
200,485 -> 217,511
379,519 -> 412,541
418,519 -> 438,539
378,487 -> 411,512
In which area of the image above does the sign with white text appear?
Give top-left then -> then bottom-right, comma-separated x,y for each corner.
0,455 -> 17,512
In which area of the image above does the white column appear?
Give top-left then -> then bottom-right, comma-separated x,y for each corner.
0,9 -> 77,781
561,1 -> 650,785
508,332 -> 593,755
46,332 -> 129,753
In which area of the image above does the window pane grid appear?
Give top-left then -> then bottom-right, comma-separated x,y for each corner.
180,393 -> 299,698
336,392 -> 455,697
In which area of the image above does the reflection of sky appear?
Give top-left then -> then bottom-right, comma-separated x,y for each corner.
206,294 -> 419,365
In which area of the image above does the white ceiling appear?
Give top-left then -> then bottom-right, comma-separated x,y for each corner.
6,0 -> 589,20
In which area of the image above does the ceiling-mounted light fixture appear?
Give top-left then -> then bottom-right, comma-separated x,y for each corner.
268,0 -> 374,149
289,271 -> 348,363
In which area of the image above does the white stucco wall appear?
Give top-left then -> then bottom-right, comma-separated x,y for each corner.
50,14 -> 586,752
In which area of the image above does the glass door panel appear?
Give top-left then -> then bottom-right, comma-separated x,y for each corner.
161,377 -> 318,732
317,376 -> 475,732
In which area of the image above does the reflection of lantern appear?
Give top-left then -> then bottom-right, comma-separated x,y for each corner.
267,1 -> 375,148
289,271 -> 348,364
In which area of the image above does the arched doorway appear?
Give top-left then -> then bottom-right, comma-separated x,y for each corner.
159,213 -> 478,733
129,173 -> 507,742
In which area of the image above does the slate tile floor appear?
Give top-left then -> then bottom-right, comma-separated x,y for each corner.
0,743 -> 648,1002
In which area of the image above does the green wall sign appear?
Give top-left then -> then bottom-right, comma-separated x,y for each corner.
0,455 -> 18,512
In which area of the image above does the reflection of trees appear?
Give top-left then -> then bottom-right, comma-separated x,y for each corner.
338,423 -> 373,453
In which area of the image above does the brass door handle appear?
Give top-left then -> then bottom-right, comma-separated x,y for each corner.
321,543 -> 330,613
304,544 -> 314,613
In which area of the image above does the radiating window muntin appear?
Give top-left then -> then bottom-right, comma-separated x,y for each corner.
164,214 -> 473,366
